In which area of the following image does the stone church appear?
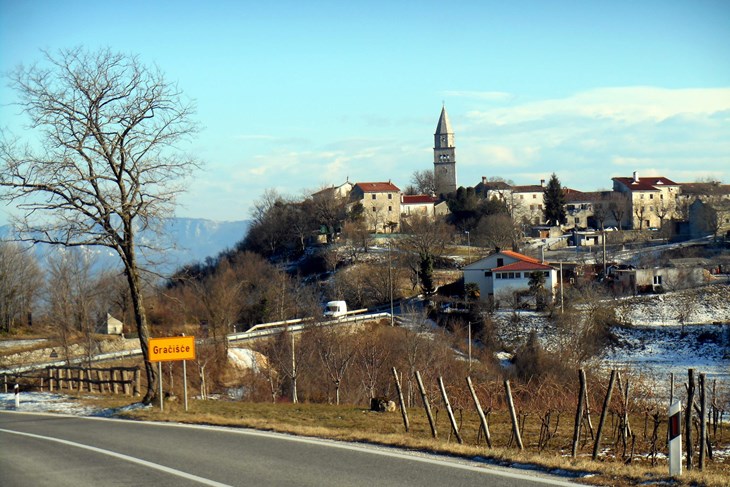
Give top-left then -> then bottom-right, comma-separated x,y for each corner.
433,105 -> 457,196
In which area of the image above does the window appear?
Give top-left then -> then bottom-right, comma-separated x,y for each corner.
544,271 -> 549,277
485,271 -> 492,277
575,217 -> 580,224
495,273 -> 502,279
372,207 -> 377,212
515,272 -> 521,278
640,194 -> 645,199
538,204 -> 543,209
508,272 -> 515,279
388,194 -> 392,200
371,194 -> 376,200
497,258 -> 504,267
650,194 -> 654,199
388,206 -> 392,212
653,275 -> 662,285
533,194 -> 537,199
520,195 -> 524,200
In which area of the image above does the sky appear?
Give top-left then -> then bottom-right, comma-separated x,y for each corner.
1,0 -> 729,225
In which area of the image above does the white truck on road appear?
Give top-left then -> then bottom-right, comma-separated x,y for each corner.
323,301 -> 347,318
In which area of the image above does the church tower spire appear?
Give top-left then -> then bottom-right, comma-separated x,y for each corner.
433,105 -> 457,196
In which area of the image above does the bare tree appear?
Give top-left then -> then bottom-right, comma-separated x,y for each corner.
473,213 -> 521,251
409,169 -> 436,195
0,242 -> 42,333
0,48 -> 199,403
608,193 -> 629,230
633,200 -> 649,230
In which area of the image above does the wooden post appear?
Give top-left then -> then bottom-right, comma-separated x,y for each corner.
48,367 -> 54,392
593,370 -> 616,460
3,374 -> 7,393
438,376 -> 462,444
466,376 -> 492,448
133,368 -> 140,396
699,373 -> 706,471
583,375 -> 595,440
59,367 -> 65,390
122,370 -> 130,396
504,380 -> 524,450
392,367 -> 409,432
572,369 -> 587,457
686,369 -> 695,470
415,371 -> 437,438
112,369 -> 119,394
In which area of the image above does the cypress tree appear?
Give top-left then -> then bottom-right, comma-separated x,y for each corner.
543,173 -> 567,226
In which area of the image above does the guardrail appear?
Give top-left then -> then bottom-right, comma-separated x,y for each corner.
1,311 -> 393,375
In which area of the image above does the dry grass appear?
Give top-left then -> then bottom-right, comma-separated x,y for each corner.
74,395 -> 729,487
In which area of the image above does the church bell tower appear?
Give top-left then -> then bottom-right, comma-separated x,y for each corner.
433,105 -> 457,196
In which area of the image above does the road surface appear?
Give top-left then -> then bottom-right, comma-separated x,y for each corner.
0,411 -> 586,487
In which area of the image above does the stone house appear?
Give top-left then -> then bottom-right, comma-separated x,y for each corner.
612,266 -> 706,294
350,182 -> 401,233
688,198 -> 730,239
96,313 -> 124,335
612,172 -> 681,230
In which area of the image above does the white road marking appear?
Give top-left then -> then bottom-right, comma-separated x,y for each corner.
0,427 -> 232,487
3,411 -> 583,486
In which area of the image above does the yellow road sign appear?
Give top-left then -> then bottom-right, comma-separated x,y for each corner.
148,336 -> 196,362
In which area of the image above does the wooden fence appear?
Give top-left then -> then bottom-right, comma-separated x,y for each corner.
2,366 -> 140,396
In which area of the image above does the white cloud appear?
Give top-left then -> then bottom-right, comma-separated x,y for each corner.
466,87 -> 730,126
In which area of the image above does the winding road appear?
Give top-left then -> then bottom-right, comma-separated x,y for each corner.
0,411 -> 585,487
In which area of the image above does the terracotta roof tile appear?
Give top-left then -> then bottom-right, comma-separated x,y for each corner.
500,249 -> 541,264
494,261 -> 554,272
402,194 -> 438,205
355,182 -> 401,193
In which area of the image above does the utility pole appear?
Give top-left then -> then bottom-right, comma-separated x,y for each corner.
389,241 -> 394,326
559,261 -> 564,314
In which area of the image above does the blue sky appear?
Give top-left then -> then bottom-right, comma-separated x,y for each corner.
1,0 -> 728,225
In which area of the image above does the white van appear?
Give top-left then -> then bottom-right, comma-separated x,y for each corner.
323,301 -> 347,318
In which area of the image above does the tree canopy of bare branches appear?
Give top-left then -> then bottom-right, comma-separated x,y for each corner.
0,47 -> 199,403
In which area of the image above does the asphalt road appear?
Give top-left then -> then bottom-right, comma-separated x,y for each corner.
0,411 -> 584,487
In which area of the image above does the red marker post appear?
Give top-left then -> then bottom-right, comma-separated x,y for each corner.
668,401 -> 682,477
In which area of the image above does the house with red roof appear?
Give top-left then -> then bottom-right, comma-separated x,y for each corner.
350,181 -> 401,233
463,249 -> 558,305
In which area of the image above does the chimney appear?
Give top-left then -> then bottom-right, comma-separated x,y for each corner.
482,176 -> 487,184
540,179 -> 545,187
633,171 -> 639,183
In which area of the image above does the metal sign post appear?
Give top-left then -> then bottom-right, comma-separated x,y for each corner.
148,336 -> 196,413
668,400 -> 682,477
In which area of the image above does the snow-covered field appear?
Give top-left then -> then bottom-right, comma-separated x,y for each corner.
493,283 -> 730,397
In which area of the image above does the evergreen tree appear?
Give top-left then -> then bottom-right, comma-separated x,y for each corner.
543,173 -> 567,226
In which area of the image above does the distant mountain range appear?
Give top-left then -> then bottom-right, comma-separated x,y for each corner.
0,218 -> 250,276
